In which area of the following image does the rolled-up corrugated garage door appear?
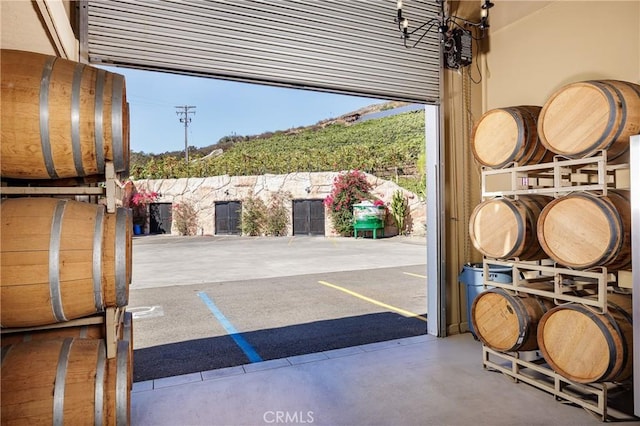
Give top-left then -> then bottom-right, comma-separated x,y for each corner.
82,0 -> 441,103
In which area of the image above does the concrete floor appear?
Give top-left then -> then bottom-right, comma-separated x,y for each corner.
130,333 -> 634,426
129,236 -> 636,425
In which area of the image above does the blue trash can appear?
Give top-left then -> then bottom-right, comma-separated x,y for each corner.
458,263 -> 513,338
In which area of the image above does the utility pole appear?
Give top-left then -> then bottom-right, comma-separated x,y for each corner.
175,105 -> 196,162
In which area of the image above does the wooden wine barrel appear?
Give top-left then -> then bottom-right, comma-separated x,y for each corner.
471,287 -> 555,352
107,340 -> 131,426
469,195 -> 552,260
471,106 -> 554,168
1,338 -> 107,425
1,198 -> 106,327
0,49 -> 129,179
0,198 -> 131,328
537,293 -> 633,383
538,80 -> 640,162
537,190 -> 631,270
104,208 -> 133,307
0,324 -> 104,347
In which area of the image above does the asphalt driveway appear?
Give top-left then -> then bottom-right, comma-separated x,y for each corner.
129,235 -> 428,381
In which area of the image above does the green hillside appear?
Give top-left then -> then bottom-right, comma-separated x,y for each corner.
130,109 -> 425,195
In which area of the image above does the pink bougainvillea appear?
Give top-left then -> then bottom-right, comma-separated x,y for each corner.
324,170 -> 373,235
131,189 -> 159,206
324,170 -> 371,212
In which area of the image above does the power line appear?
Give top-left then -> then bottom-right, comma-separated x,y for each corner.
175,105 -> 196,162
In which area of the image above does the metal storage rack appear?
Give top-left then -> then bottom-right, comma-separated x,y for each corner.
482,346 -> 634,421
480,259 -> 612,313
477,151 -> 634,421
0,161 -> 128,359
480,150 -> 630,306
481,151 -> 628,198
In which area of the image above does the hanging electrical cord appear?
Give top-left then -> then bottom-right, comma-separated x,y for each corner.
402,18 -> 440,49
395,0 -> 494,72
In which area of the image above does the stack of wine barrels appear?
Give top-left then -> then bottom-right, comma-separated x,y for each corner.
1,49 -> 133,425
469,78 -> 637,385
469,101 -> 555,354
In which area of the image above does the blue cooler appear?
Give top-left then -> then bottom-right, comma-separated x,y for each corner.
458,263 -> 513,338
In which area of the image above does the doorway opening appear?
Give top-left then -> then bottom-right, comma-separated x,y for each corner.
117,71 -> 432,383
149,203 -> 172,234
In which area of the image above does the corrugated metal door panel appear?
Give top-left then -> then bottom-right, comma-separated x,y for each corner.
85,0 -> 441,103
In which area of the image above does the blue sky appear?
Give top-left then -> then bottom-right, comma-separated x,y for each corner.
103,66 -> 384,155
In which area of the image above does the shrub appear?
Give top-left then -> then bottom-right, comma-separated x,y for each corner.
265,192 -> 291,236
241,196 -> 267,236
390,190 -> 409,235
324,170 -> 372,236
173,202 -> 198,236
329,209 -> 356,236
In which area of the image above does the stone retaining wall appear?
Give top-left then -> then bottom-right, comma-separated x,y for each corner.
133,172 -> 425,237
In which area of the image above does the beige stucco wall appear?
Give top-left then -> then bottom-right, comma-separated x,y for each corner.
485,1 -> 640,109
1,0 -> 77,60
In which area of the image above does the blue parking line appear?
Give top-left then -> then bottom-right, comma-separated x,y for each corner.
197,291 -> 263,363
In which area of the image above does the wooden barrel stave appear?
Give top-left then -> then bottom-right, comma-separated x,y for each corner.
0,49 -> 129,179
